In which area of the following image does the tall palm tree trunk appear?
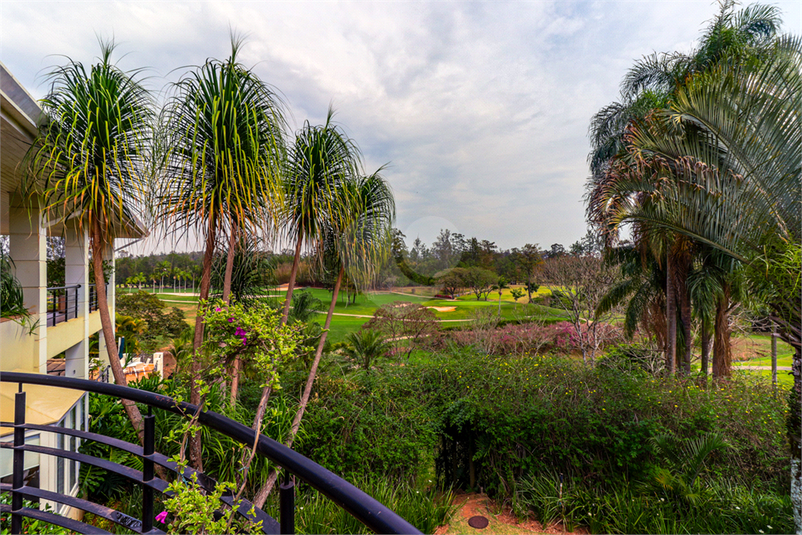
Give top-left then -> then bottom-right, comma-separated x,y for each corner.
677,261 -> 692,375
700,323 -> 712,375
189,216 -> 217,471
712,284 -> 732,379
223,223 -> 241,406
666,256 -> 677,375
253,265 -> 345,508
281,234 -> 304,324
91,221 -> 145,444
222,223 -> 238,303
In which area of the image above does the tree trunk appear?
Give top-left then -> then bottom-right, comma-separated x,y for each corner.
677,262 -> 692,375
281,234 -> 304,324
712,285 -> 732,379
666,256 -> 677,375
223,223 -> 240,405
91,220 -> 145,444
189,215 -> 217,472
222,223 -> 237,304
700,323 -> 711,376
252,265 -> 345,509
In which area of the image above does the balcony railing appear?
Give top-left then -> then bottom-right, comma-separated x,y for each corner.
0,372 -> 420,535
46,285 -> 80,327
46,284 -> 102,327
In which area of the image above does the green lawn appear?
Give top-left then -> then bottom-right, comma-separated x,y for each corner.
116,286 -> 571,343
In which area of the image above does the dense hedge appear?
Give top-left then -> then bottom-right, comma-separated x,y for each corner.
292,349 -> 789,495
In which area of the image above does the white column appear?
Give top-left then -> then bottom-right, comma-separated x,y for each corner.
8,194 -> 47,373
64,225 -> 89,378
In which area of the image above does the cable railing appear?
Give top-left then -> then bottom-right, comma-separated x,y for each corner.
0,372 -> 421,535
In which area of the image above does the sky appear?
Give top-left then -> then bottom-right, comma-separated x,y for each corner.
2,1 -> 800,255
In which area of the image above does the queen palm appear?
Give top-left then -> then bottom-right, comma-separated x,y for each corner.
158,39 -> 286,467
280,108 -> 361,324
23,42 -> 152,442
253,168 -> 394,507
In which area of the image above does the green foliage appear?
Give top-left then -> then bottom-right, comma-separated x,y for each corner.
344,329 -> 390,370
200,299 -> 306,390
288,290 -> 324,324
0,253 -> 32,327
0,493 -> 72,534
261,477 -> 454,535
510,288 -> 525,301
516,473 -> 793,534
116,291 -> 188,350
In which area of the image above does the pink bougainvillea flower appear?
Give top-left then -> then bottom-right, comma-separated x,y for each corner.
234,327 -> 247,337
215,307 -> 221,311
155,511 -> 168,524
228,317 -> 234,323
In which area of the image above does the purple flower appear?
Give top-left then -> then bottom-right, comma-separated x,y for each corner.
215,307 -> 221,312
234,327 -> 247,337
155,511 -> 168,524
228,317 -> 234,323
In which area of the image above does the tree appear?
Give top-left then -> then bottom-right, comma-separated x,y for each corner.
593,37 -> 801,525
437,267 -> 466,298
462,267 -> 497,301
586,1 -> 784,378
159,38 -> 286,467
514,244 -> 543,302
541,252 -> 620,364
23,41 -> 152,442
280,108 -> 361,324
253,168 -> 395,508
367,302 -> 440,360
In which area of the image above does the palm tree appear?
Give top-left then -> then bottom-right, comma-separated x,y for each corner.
279,108 -> 362,324
586,1 -> 784,376
22,41 -> 153,442
253,168 -> 394,508
158,38 -> 286,468
598,38 -> 801,525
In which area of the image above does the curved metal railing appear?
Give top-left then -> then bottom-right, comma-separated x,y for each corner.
0,372 -> 421,535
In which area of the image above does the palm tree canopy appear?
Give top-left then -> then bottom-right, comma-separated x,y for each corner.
320,169 -> 395,290
23,41 -> 153,238
158,39 -> 287,241
282,108 -> 363,247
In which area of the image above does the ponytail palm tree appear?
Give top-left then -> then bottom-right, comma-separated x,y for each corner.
158,39 -> 286,467
23,42 -> 152,442
253,169 -> 394,507
280,108 -> 361,324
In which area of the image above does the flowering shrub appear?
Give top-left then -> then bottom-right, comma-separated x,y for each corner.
199,299 -> 306,390
443,320 -> 624,356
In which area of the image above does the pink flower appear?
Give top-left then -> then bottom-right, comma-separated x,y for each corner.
228,317 -> 234,323
215,307 -> 221,311
155,511 -> 168,524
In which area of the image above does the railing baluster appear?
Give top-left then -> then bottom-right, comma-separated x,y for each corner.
142,411 -> 155,534
280,473 -> 295,535
12,386 -> 26,534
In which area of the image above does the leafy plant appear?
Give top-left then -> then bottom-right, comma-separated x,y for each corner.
345,329 -> 390,371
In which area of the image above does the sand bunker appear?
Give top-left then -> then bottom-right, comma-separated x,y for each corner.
428,306 -> 456,312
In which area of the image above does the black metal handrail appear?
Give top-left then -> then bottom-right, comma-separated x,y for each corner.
46,285 -> 80,327
88,284 -> 99,313
0,372 -> 421,535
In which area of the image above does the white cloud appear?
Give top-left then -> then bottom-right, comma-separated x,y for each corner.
2,0 -> 800,253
